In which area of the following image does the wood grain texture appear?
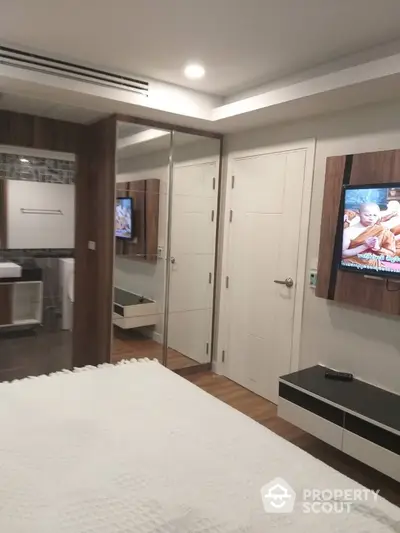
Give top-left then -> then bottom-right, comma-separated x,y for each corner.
174,363 -> 211,376
0,179 -> 7,249
187,372 -> 400,507
316,149 -> 400,315
125,181 -> 146,259
112,329 -> 199,371
0,110 -> 83,152
0,284 -> 12,325
315,156 -> 346,298
116,179 -> 159,262
73,116 -> 116,367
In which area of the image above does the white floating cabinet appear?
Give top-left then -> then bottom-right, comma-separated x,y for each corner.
6,180 -> 75,249
0,281 -> 43,328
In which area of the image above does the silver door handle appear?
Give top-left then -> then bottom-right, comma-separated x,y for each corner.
274,277 -> 294,288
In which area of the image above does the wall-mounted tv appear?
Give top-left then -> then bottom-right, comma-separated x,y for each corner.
340,183 -> 400,277
115,197 -> 133,240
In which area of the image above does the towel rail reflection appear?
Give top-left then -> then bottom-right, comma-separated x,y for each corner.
20,208 -> 63,215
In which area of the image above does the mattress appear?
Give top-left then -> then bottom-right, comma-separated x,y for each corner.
0,359 -> 398,532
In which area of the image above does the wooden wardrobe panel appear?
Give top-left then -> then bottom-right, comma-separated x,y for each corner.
0,110 -> 82,152
74,116 -> 116,367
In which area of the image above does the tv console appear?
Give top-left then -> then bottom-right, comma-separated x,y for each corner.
278,365 -> 400,482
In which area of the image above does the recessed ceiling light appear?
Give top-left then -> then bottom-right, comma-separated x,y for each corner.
19,158 -> 29,163
184,63 -> 205,80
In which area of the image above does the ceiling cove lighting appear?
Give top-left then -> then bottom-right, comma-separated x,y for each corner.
184,63 -> 205,79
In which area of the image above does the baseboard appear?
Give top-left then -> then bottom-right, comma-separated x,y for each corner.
151,331 -> 163,344
175,363 -> 211,377
212,360 -> 223,375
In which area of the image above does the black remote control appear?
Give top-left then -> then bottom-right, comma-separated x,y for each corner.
325,370 -> 354,382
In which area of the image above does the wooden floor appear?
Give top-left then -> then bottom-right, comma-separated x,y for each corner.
0,327 -> 200,381
112,329 -> 199,371
186,371 -> 400,508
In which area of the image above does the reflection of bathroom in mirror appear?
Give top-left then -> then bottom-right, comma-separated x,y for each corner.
111,121 -> 221,372
0,148 -> 75,380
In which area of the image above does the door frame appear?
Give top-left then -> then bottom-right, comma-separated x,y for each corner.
214,138 -> 316,379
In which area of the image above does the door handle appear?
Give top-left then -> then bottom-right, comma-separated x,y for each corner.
274,277 -> 294,288
170,257 -> 176,264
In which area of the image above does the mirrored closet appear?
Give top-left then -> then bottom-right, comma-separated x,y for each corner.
112,121 -> 221,372
112,123 -> 170,366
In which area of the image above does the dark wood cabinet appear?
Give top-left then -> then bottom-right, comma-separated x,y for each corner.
0,284 -> 12,326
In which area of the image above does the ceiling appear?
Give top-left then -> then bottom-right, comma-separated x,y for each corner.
2,0 -> 400,96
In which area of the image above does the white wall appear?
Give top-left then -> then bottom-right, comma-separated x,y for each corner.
225,100 -> 400,394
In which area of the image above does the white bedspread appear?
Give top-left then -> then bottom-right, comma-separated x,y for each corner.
0,359 -> 398,532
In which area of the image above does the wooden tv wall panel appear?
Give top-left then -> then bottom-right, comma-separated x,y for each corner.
116,179 -> 159,263
316,149 -> 400,316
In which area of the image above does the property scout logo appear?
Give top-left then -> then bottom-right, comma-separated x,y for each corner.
261,477 -> 379,514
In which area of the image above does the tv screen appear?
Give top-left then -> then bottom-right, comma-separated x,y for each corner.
115,197 -> 133,240
340,183 -> 400,277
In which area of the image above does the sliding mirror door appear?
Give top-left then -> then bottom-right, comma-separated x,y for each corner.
112,122 -> 171,365
166,133 -> 221,371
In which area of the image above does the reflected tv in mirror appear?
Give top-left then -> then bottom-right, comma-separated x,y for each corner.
115,197 -> 133,240
340,183 -> 400,277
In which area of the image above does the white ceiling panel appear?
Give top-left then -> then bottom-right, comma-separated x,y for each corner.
1,0 -> 400,96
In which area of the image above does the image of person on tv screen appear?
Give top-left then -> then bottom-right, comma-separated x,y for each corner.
342,202 -> 396,268
116,203 -> 131,235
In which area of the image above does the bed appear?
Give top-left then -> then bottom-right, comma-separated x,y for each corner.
0,359 -> 398,532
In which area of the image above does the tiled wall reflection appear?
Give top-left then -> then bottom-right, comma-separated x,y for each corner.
0,154 -> 75,184
0,153 -> 76,331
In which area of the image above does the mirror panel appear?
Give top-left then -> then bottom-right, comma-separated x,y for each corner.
0,149 -> 75,381
112,122 -> 170,365
167,133 -> 220,370
112,122 -> 221,373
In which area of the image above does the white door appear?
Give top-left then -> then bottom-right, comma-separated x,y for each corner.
168,160 -> 218,363
224,148 -> 308,402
